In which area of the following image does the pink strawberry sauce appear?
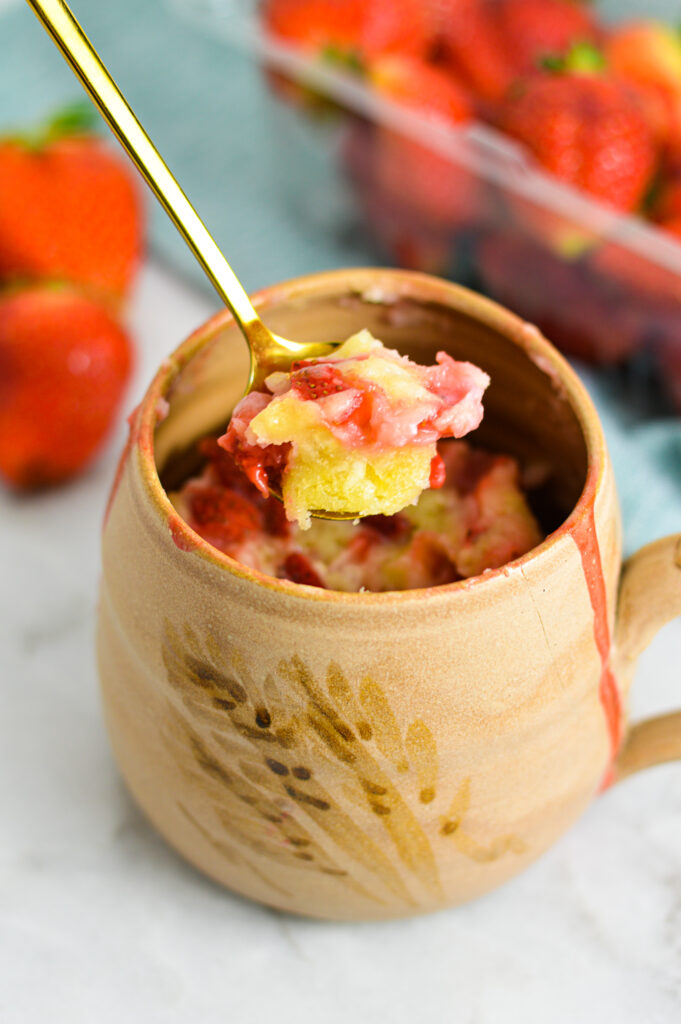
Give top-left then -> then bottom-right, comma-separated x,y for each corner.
221,346 -> 489,503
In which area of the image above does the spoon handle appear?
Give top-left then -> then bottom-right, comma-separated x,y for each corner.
26,0 -> 261,332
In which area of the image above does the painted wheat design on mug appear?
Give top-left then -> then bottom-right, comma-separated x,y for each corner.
160,621 -> 525,908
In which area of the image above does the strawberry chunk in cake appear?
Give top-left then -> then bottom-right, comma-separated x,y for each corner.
170,438 -> 543,592
220,330 -> 490,527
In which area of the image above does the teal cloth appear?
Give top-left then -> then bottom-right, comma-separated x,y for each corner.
1,0 -> 680,556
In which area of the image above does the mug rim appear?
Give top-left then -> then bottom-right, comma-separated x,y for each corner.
131,268 -> 606,604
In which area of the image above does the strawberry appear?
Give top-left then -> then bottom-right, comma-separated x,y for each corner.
434,1 -> 600,107
654,176 -> 681,225
185,482 -> 262,533
421,0 -> 458,37
587,180 -> 681,381
605,21 -> 681,165
366,55 -> 476,238
183,481 -> 264,549
649,176 -> 681,253
586,173 -> 681,307
656,327 -> 681,414
370,54 -> 472,129
363,512 -> 410,540
496,0 -> 600,79
262,0 -> 431,65
429,452 -> 447,488
0,283 -> 133,489
590,237 -> 681,308
660,215 -> 681,240
290,362 -> 348,399
218,391 -> 290,499
282,552 -> 326,587
197,438 -> 292,538
476,230 -> 643,363
198,437 -> 251,492
0,103 -> 143,305
342,109 -> 460,274
499,58 -> 657,214
589,168 -> 681,306
436,0 -> 514,105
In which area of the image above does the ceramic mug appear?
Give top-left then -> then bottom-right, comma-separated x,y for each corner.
98,269 -> 681,921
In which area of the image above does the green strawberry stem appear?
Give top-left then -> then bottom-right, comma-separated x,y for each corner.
320,44 -> 364,75
2,99 -> 99,151
541,40 -> 606,75
43,99 -> 99,141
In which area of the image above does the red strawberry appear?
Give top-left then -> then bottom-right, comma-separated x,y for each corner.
421,0 -> 458,37
605,21 -> 681,164
588,170 -> 681,306
656,177 -> 681,219
658,214 -> 681,241
497,0 -> 600,79
656,326 -> 681,414
476,230 -> 642,363
0,283 -> 133,489
590,237 -> 681,310
198,437 -> 250,492
198,438 -> 292,538
587,178 -> 681,355
651,174 -> 681,243
0,103 -> 143,305
342,112 -> 458,274
585,161 -> 681,400
186,483 -> 261,532
370,54 -> 472,128
184,482 -> 264,550
262,0 -> 431,64
363,512 -> 410,540
436,0 -> 514,104
367,55 -> 476,235
282,552 -> 326,588
290,362 -> 349,399
499,62 -> 657,214
429,452 -> 447,488
219,392 -> 290,499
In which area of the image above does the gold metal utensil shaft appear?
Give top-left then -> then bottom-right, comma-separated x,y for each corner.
25,0 -> 357,520
25,0 -> 321,388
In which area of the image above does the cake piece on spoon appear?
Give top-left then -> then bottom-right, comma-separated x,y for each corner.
221,329 -> 490,528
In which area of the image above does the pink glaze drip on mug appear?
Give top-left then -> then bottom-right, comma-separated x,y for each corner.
168,512 -> 200,552
569,503 -> 622,772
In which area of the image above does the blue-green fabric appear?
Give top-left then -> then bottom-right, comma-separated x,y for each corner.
1,0 -> 680,555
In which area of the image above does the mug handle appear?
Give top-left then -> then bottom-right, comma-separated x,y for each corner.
613,534 -> 681,782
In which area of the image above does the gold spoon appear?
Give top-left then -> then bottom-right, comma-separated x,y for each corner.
26,0 -> 355,516
25,1 -> 343,388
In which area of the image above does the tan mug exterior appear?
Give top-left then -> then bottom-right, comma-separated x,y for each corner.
97,269 -> 681,921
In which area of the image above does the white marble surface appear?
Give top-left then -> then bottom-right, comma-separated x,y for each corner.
2,263 -> 681,1024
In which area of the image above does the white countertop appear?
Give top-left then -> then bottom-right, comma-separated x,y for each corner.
2,262 -> 681,1024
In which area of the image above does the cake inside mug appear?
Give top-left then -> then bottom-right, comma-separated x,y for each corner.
170,433 -> 543,593
221,329 -> 490,528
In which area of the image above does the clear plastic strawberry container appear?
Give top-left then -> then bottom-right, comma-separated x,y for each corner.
172,0 -> 681,415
